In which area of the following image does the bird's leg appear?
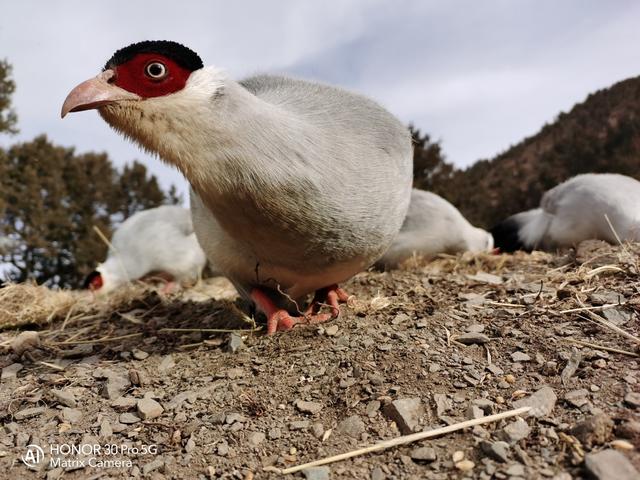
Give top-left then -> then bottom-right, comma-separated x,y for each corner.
305,284 -> 351,318
250,288 -> 333,335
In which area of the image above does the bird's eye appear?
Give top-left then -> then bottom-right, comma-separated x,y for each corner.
145,61 -> 167,79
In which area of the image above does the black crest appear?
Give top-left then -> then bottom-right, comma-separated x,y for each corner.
104,40 -> 204,71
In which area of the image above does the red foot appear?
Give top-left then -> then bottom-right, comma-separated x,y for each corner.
305,284 -> 351,317
250,287 -> 348,335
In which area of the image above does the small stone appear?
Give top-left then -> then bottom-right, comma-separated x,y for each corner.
410,446 -> 436,462
570,413 -> 614,448
512,386 -> 557,418
452,450 -> 465,462
324,325 -> 339,336
433,393 -> 452,417
119,412 -> 141,424
158,354 -> 175,374
14,406 -> 45,420
1,363 -> 23,380
185,436 -> 196,452
225,412 -> 246,424
501,417 -> 531,444
593,358 -> 607,369
131,348 -> 149,360
480,440 -> 510,462
383,397 -> 424,434
52,389 -> 77,408
226,332 -> 245,353
584,449 -> 639,480
371,466 -> 385,480
296,400 -> 323,415
99,419 -> 113,438
564,389 -> 590,408
302,466 -> 330,480
466,324 -> 485,333
142,457 -> 164,475
11,331 -> 40,355
506,463 -> 526,476
616,420 -> 640,441
624,392 -> 640,408
60,407 -> 83,424
336,415 -> 365,438
268,428 -> 281,439
100,372 -> 131,400
248,431 -> 265,447
111,396 -> 137,409
561,349 -> 582,385
366,400 -> 381,418
466,405 -> 484,419
311,423 -> 324,439
455,459 -> 475,472
511,351 -> 531,362
504,374 -> 516,384
217,442 -> 229,456
456,332 -> 490,345
289,420 -> 310,431
137,397 -> 164,420
392,313 -> 410,325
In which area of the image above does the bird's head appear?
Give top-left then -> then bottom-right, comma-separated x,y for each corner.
61,40 -> 204,117
82,270 -> 103,291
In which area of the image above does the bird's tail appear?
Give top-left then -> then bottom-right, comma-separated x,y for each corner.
490,208 -> 550,252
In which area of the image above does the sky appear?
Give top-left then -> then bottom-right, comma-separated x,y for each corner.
1,0 -> 639,201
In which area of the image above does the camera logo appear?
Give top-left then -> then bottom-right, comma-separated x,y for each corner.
21,444 -> 45,468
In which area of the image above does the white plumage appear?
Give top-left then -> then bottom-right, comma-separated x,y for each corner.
491,173 -> 640,251
87,205 -> 207,293
377,189 -> 494,268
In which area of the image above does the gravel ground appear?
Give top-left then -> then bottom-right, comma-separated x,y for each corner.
1,240 -> 639,479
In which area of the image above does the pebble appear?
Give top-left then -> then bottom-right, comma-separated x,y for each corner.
100,372 -> 131,400
11,331 -> 41,355
137,397 -> 164,420
185,436 -> 196,452
119,412 -> 141,424
371,466 -> 385,480
383,397 -> 424,434
217,442 -> 229,456
248,431 -> 265,447
593,359 -> 607,369
433,393 -> 452,417
452,451 -> 465,462
570,413 -> 614,448
142,457 -> 164,475
623,392 -> 640,408
472,398 -> 495,414
584,449 -> 639,480
14,406 -> 45,420
455,459 -> 475,472
311,423 -> 324,439
52,389 -> 77,408
1,363 -> 23,380
296,400 -> 323,415
564,389 -> 590,408
111,396 -> 137,409
131,348 -> 149,360
289,421 -> 310,431
466,324 -> 485,333
158,354 -> 176,374
336,415 -> 365,438
60,407 -> 83,424
268,427 -> 281,440
560,349 -> 582,385
480,440 -> 510,462
501,417 -> 531,444
99,419 -> 113,437
226,332 -> 245,353
512,386 -> 557,418
466,405 -> 484,419
366,400 -> 381,418
410,446 -> 436,462
302,466 -> 330,480
456,332 -> 490,345
511,352 -> 531,362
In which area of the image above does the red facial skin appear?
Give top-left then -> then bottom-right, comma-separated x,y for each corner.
89,274 -> 103,291
112,53 -> 193,98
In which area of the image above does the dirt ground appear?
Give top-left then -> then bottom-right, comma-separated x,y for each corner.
1,240 -> 639,480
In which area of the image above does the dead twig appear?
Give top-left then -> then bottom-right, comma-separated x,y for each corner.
564,338 -> 639,357
264,406 -> 532,474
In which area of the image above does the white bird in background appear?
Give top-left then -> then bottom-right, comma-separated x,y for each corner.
63,40 -> 413,333
84,205 -> 207,294
376,189 -> 494,269
491,173 -> 640,251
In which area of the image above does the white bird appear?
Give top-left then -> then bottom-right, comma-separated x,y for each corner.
491,173 -> 640,251
63,40 -> 413,333
84,205 -> 207,294
376,189 -> 494,268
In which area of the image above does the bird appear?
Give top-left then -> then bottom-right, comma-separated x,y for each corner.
376,189 -> 494,269
83,205 -> 207,294
491,173 -> 640,252
62,40 -> 413,333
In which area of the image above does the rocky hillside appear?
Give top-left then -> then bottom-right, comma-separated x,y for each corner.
439,75 -> 640,228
